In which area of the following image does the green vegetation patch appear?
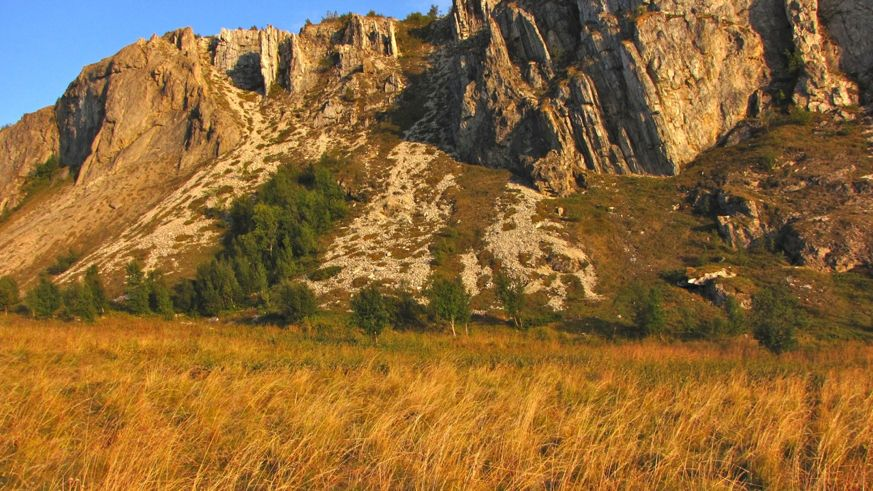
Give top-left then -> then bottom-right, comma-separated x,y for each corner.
173,160 -> 348,316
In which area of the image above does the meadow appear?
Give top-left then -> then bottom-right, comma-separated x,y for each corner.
1,315 -> 872,489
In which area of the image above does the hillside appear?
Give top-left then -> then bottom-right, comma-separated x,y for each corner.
0,0 -> 872,335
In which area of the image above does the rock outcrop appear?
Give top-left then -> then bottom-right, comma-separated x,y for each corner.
427,0 -> 873,195
211,16 -> 399,94
785,0 -> 858,111
0,107 -> 59,211
688,109 -> 873,274
0,16 -> 408,284
819,0 -> 873,100
56,27 -> 241,185
213,27 -> 288,91
691,188 -> 771,249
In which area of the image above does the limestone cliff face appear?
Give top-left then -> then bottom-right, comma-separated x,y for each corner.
786,0 -> 858,111
0,7 -> 870,283
819,0 -> 873,99
437,0 -> 872,195
0,107 -> 59,211
211,15 -> 399,94
56,28 -> 241,186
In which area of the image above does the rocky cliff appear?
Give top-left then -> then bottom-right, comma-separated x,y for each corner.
415,0 -> 872,195
56,27 -> 242,186
0,3 -> 870,295
212,15 -> 399,95
0,107 -> 59,212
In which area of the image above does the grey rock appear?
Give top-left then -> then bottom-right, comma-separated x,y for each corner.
429,0 -> 873,195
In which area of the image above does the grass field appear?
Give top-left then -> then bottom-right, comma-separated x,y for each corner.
1,315 -> 872,489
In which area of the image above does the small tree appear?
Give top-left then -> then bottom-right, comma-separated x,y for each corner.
0,275 -> 19,314
495,272 -> 527,329
25,276 -> 62,319
125,260 -> 151,315
84,265 -> 108,314
633,287 -> 667,339
62,281 -> 97,322
272,281 -> 317,325
352,285 -> 392,341
393,290 -> 426,330
427,277 -> 471,337
172,280 -> 197,314
752,285 -> 805,354
147,271 -> 174,320
725,297 -> 747,335
194,259 -> 242,316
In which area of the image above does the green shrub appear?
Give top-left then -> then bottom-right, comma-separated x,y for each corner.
22,155 -> 61,196
124,260 -> 151,315
758,149 -> 778,172
84,266 -> 107,314
631,287 -> 667,339
172,280 -> 197,314
25,277 -> 62,319
725,297 -> 747,334
751,285 -> 806,354
308,266 -> 342,281
46,249 -> 79,276
194,259 -> 242,316
61,281 -> 97,322
175,161 -> 346,317
785,48 -> 804,77
787,107 -> 813,126
427,277 -> 471,336
271,281 -> 317,325
495,272 -> 527,329
148,271 -> 174,320
392,291 -> 426,330
352,286 -> 392,341
429,227 -> 459,266
0,276 -> 20,314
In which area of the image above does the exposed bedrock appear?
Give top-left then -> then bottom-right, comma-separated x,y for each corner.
0,107 -> 59,212
56,28 -> 242,186
441,0 -> 872,195
212,15 -> 399,94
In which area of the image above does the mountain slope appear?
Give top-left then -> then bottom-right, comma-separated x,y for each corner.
0,1 -> 871,326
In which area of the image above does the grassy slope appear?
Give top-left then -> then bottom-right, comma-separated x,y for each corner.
1,315 -> 871,488
543,113 -> 873,340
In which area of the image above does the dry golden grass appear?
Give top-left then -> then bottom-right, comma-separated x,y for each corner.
1,315 -> 872,489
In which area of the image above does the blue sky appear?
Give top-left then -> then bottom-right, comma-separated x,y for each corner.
0,0 -> 453,126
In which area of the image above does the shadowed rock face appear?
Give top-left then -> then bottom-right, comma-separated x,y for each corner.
433,0 -> 872,195
0,107 -> 59,212
819,0 -> 873,99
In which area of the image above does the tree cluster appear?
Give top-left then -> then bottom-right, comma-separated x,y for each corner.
123,260 -> 174,319
18,266 -> 107,322
350,277 -> 472,340
172,163 -> 346,316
